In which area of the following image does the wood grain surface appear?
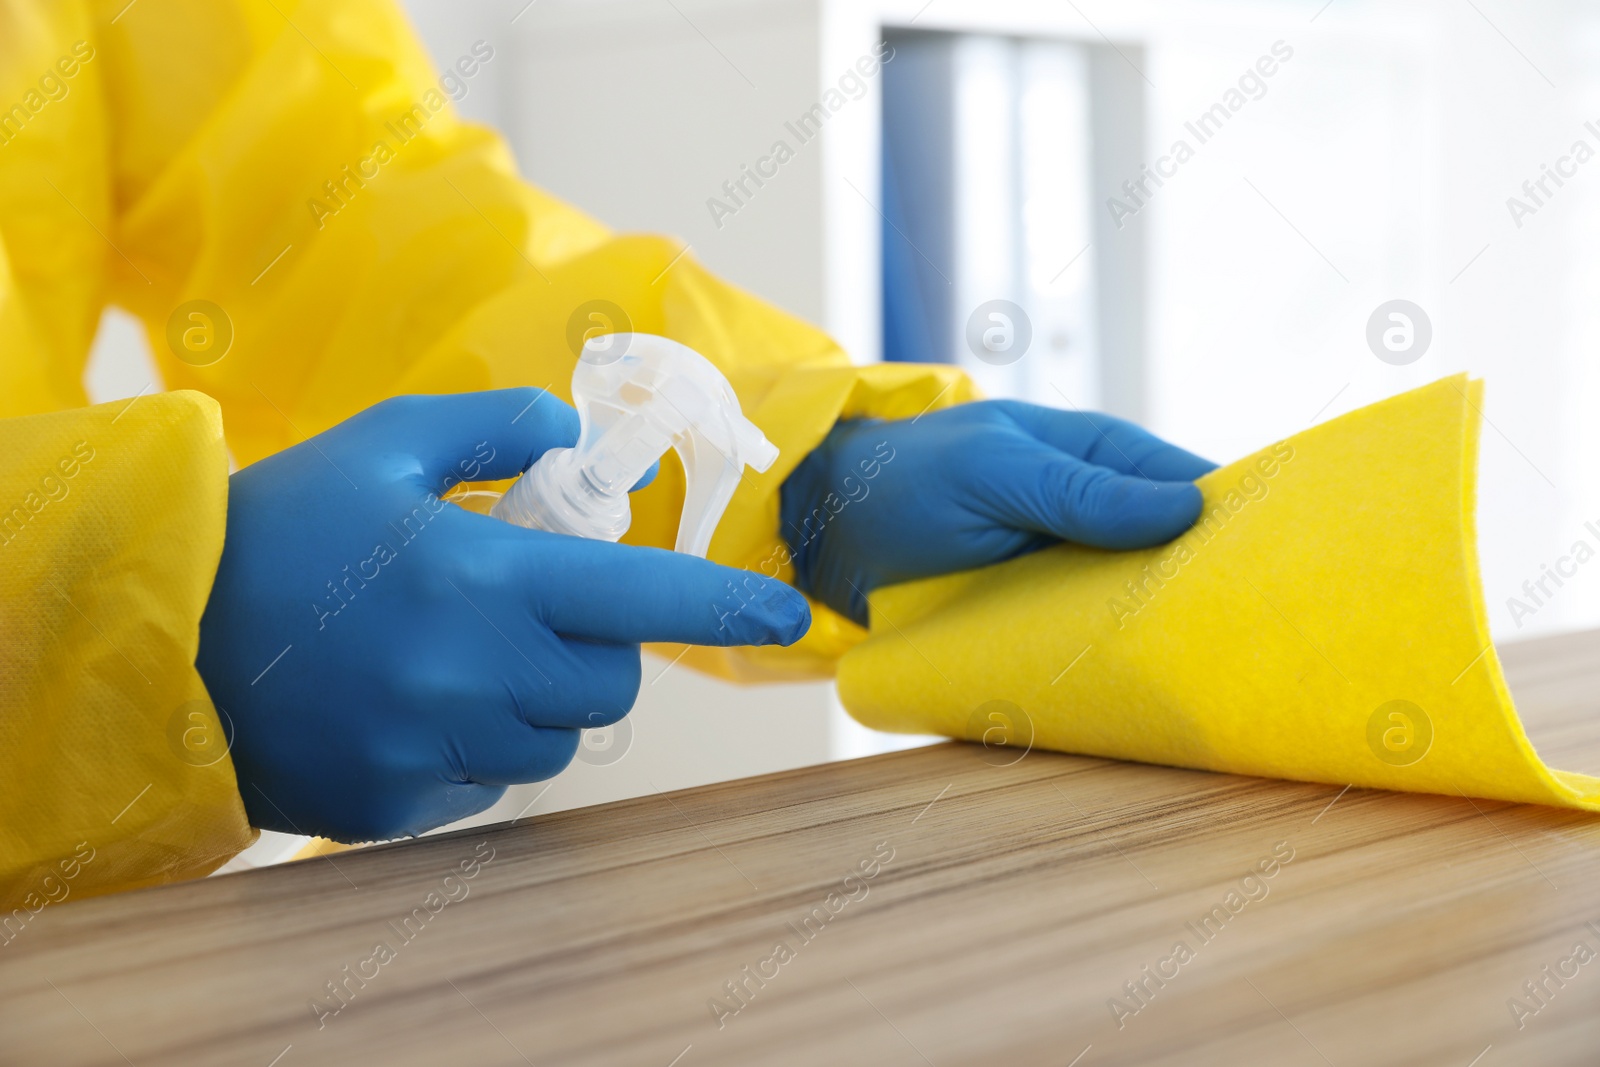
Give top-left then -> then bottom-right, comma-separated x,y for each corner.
4,630 -> 1599,1066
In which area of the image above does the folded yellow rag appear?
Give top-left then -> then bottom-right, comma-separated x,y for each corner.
838,375 -> 1600,811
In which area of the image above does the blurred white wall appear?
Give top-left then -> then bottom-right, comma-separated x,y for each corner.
1131,0 -> 1600,650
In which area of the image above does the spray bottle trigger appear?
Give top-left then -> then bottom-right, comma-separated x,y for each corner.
670,405 -> 779,558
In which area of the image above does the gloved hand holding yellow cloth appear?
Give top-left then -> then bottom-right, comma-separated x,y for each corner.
839,375 -> 1600,812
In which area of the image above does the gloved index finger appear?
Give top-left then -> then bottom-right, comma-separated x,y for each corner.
995,400 -> 1217,482
511,531 -> 811,648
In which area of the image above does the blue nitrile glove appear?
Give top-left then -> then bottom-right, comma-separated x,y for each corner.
198,389 -> 809,843
780,400 -> 1216,626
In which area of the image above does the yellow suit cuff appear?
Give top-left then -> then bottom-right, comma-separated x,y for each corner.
0,392 -> 254,909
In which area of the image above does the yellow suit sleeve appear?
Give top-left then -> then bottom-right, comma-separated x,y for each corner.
0,393 -> 253,911
84,0 -> 976,678
0,3 -> 253,908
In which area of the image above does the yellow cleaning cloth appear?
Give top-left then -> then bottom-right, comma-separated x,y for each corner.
838,375 -> 1600,811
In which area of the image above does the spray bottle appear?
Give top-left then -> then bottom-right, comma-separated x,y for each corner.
490,333 -> 778,556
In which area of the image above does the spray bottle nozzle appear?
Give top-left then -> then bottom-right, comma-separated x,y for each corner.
490,333 -> 778,557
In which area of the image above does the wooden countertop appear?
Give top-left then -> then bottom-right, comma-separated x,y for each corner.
5,630 -> 1600,1066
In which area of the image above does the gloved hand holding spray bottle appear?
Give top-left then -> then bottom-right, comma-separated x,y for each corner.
200,332 -> 804,844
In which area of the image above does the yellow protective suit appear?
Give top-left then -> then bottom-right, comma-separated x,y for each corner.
0,0 -> 973,907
